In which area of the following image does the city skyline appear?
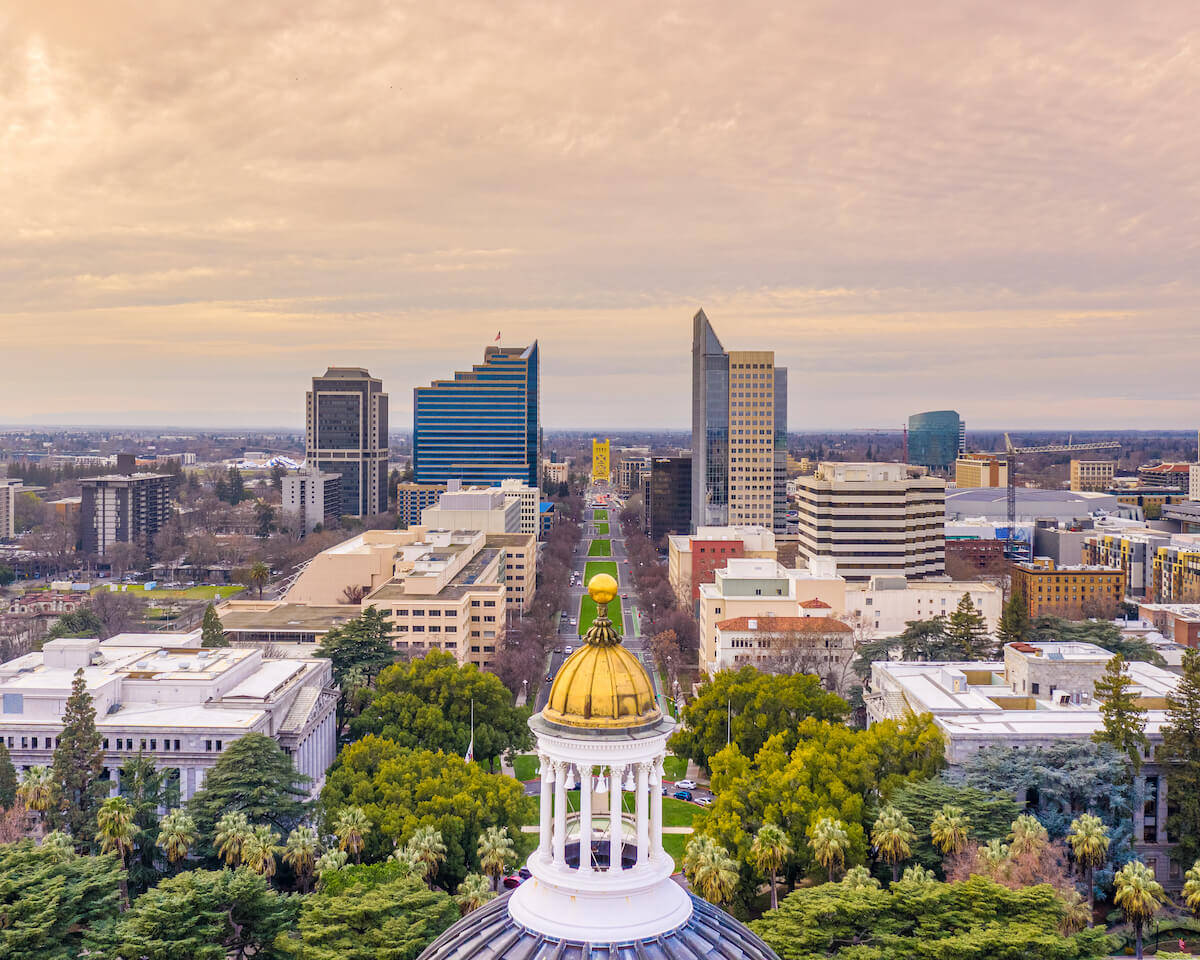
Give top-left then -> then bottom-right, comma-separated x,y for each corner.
4,2 -> 1200,429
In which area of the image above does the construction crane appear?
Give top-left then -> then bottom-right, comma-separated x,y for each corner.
984,434 -> 1121,556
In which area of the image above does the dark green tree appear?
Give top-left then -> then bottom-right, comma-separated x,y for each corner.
106,868 -> 299,960
118,752 -> 168,895
0,840 -> 123,960
668,666 -> 848,773
944,593 -> 994,659
349,650 -> 530,771
0,741 -> 16,808
318,606 -> 396,689
255,500 -> 276,539
0,563 -> 15,587
42,608 -> 104,644
50,668 -> 105,841
1030,617 -> 1165,666
889,779 -> 1022,873
1161,648 -> 1200,866
280,861 -> 458,960
187,732 -> 310,850
1092,654 -> 1149,774
226,466 -> 246,505
200,603 -> 229,648
996,588 -> 1031,646
271,463 -> 288,492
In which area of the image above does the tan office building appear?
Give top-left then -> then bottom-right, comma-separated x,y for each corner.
726,350 -> 783,528
1012,562 -> 1124,619
1071,459 -> 1116,493
955,454 -> 1008,489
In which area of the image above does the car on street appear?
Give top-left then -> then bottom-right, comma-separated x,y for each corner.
565,646 -> 573,654
672,790 -> 693,802
695,797 -> 712,806
674,779 -> 697,790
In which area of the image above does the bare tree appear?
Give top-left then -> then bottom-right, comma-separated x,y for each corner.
341,584 -> 367,604
89,591 -> 144,639
105,542 -> 146,580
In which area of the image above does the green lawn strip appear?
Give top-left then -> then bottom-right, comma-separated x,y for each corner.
583,560 -> 619,582
593,509 -> 608,520
594,521 -> 610,534
587,540 -> 612,557
579,560 -> 622,634
512,755 -> 540,781
662,833 -> 687,872
662,755 -> 689,781
93,584 -> 245,602
660,797 -> 698,827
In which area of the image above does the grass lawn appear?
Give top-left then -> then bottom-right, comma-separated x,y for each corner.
594,509 -> 608,520
587,540 -> 612,557
96,584 -> 244,602
584,560 -> 619,582
662,755 -> 689,781
579,560 -> 622,634
594,521 -> 610,534
662,833 -> 687,871
661,797 -> 699,827
512,754 -> 540,781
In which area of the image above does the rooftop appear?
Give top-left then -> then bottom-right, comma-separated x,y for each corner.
716,616 -> 850,633
218,603 -> 355,633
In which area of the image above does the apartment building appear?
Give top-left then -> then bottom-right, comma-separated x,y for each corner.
1191,464 -> 1200,501
80,472 -> 174,558
0,478 -> 21,540
1011,562 -> 1124,619
1070,459 -> 1115,492
954,454 -> 1008,488
793,462 -> 946,582
1139,462 -> 1193,488
499,478 -> 541,537
280,469 -> 343,535
305,367 -> 388,516
667,525 -> 777,607
542,459 -> 570,486
1082,527 -> 1200,602
0,633 -> 335,800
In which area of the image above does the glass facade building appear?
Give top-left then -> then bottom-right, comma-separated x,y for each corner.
305,367 -> 388,516
907,409 -> 964,472
692,310 -> 729,528
413,342 -> 540,487
644,456 -> 693,547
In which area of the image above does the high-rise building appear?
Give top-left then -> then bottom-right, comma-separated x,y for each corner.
955,454 -> 1008,488
643,456 -> 692,546
907,410 -> 964,472
305,367 -> 389,517
691,310 -> 788,533
80,472 -> 174,558
413,343 -> 539,487
0,478 -> 22,540
591,438 -> 610,483
793,462 -> 946,581
395,481 -> 447,527
280,469 -> 343,536
1070,459 -> 1116,492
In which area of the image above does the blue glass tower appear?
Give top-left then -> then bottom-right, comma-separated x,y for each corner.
413,342 -> 540,486
907,409 -> 964,472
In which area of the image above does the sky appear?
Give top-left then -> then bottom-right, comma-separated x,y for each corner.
2,1 -> 1199,431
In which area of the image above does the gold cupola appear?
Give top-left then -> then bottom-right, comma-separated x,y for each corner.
542,573 -> 661,730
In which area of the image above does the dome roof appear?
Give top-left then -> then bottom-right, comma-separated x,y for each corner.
419,891 -> 781,960
542,576 -> 660,730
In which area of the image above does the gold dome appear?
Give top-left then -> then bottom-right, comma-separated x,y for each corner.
542,575 -> 661,730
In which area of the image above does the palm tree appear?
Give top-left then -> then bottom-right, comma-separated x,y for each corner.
930,804 -> 970,859
477,826 -> 517,892
283,826 -> 322,893
17,766 -> 56,831
1009,814 -> 1048,858
752,823 -> 794,908
456,873 -> 495,914
408,825 -> 447,889
841,865 -> 880,890
1060,889 -> 1092,935
1067,814 -> 1109,925
95,796 -> 139,908
1184,860 -> 1200,917
315,848 -> 348,884
334,806 -> 371,865
389,840 -> 425,879
155,808 -> 198,870
899,864 -> 935,883
683,835 -> 739,907
248,561 -> 270,598
215,811 -> 253,867
243,824 -> 281,879
41,830 -> 75,859
871,805 -> 915,883
1114,860 -> 1165,959
806,817 -> 846,885
980,838 -> 1010,874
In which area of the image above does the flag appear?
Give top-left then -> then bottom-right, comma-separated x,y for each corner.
464,736 -> 474,762
494,331 -> 501,342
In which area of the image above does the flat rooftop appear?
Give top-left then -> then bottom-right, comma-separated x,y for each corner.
218,604 -> 355,633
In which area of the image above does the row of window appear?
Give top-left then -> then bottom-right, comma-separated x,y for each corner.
5,734 -> 222,752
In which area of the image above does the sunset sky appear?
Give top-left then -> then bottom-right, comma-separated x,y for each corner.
2,1 -> 1198,430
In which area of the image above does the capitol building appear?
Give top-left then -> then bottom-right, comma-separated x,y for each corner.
420,573 -> 779,960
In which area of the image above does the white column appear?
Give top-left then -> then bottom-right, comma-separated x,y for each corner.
650,758 -> 664,859
609,763 -> 624,871
553,760 -> 568,866
578,764 -> 593,873
636,761 -> 650,864
538,754 -> 553,861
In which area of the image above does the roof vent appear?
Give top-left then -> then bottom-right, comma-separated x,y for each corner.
135,660 -> 148,670
179,662 -> 191,671
197,651 -> 209,660
157,650 -> 169,658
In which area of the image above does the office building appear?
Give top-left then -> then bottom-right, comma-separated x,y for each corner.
616,455 -> 651,496
421,482 -> 522,534
667,526 -> 777,608
541,459 -> 569,486
691,310 -> 788,533
591,438 -> 610,484
954,454 -> 1007,488
1110,487 -> 1187,519
1011,562 -> 1124,619
793,462 -> 946,582
280,469 -> 342,535
413,343 -> 539,487
866,642 -> 1182,889
0,478 -> 22,540
305,367 -> 388,516
844,577 -> 1001,639
1,633 -> 335,801
1139,462 -> 1193,488
643,456 -> 692,547
1070,459 -> 1115,492
1191,464 -> 1200,501
499,478 -> 541,537
907,410 -> 964,472
395,481 -> 447,528
80,472 -> 173,558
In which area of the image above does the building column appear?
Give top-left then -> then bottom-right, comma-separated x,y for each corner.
578,764 -> 593,874
609,763 -> 624,871
538,754 -> 553,862
650,758 -> 664,859
1133,774 -> 1146,842
553,761 -> 568,867
636,761 -> 650,864
1157,773 -> 1169,845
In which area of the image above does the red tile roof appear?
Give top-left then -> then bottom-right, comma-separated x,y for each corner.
716,616 -> 851,633
799,598 -> 832,609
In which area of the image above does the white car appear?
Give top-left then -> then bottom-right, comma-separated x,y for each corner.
674,779 -> 697,790
565,646 -> 574,654
695,797 -> 712,806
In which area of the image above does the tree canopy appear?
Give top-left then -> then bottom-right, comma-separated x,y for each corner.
349,650 -> 530,771
50,668 -> 105,841
668,666 -> 849,773
317,607 -> 397,689
319,737 -> 535,890
888,779 -> 1021,873
1161,648 -> 1200,866
1030,617 -> 1166,666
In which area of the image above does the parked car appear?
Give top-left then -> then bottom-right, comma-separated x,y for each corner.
695,797 -> 712,806
672,790 -> 693,802
674,779 -> 697,790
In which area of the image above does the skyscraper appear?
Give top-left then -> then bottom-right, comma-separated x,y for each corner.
907,410 -> 964,472
305,367 -> 388,516
691,310 -> 788,533
413,343 -> 540,487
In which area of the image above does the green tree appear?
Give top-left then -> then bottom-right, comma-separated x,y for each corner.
930,804 -> 970,860
95,794 -> 139,906
1113,859 -> 1165,959
1067,813 -> 1109,924
477,825 -> 517,891
226,466 -> 246,505
872,805 -> 915,882
408,825 -> 448,889
996,588 -> 1031,646
753,822 -> 795,905
0,741 -> 17,808
1010,813 -> 1049,858
318,607 -> 397,735
41,830 -> 75,858
16,765 -> 57,830
0,840 -> 123,960
455,873 -> 494,914
668,666 -> 848,773
334,806 -> 371,864
1030,616 -> 1166,667
255,500 -> 276,539
1160,648 -> 1200,866
841,864 -> 879,890
319,737 -> 535,890
750,873 -> 1114,960
188,733 -> 310,848
1092,654 -> 1149,773
243,824 -> 282,878
944,593 -> 994,659
42,608 -> 104,643
284,825 -> 322,893
108,867 -> 298,960
0,563 -> 15,587
281,861 -> 458,960
684,835 -> 739,907
349,650 -> 531,772
1183,860 -> 1200,917
156,807 -> 198,870
248,560 -> 270,598
117,753 -> 168,895
215,810 -> 253,867
50,668 -> 105,840
200,603 -> 229,647
806,817 -> 846,885
899,864 -> 936,883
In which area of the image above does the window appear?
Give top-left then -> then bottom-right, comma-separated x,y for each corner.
1031,683 -> 1040,695
150,739 -> 157,750
2,693 -> 22,714
205,740 -> 213,751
